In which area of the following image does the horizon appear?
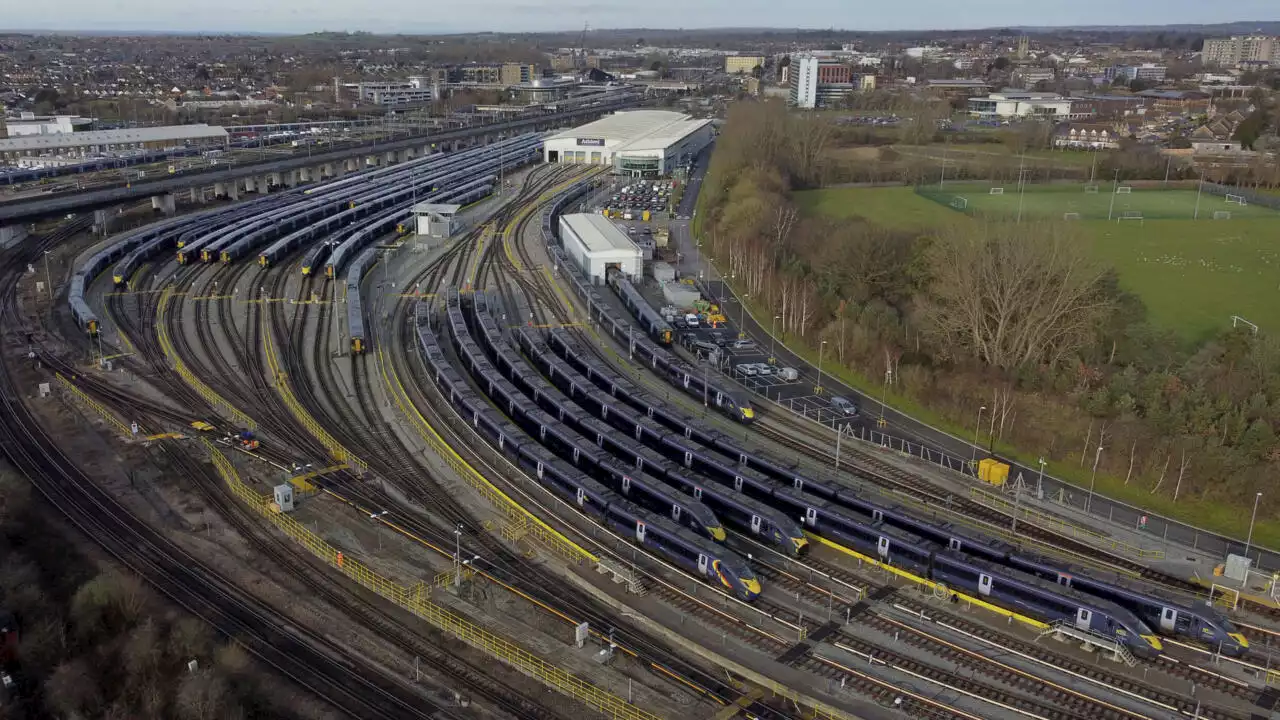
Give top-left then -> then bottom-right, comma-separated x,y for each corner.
3,1 -> 1279,36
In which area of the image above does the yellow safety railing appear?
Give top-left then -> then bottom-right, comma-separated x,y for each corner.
155,286 -> 257,430
378,350 -> 596,565
55,372 -> 134,437
260,318 -> 368,473
967,487 -> 1165,560
201,439 -> 655,720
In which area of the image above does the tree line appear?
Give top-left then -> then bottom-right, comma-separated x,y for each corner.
699,100 -> 1280,522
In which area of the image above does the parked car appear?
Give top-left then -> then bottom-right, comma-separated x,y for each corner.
735,363 -> 759,376
777,367 -> 799,381
830,396 -> 859,417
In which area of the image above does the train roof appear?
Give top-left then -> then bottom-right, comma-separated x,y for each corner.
940,551 -> 1149,623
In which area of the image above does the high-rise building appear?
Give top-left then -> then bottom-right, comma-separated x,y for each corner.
788,55 -> 860,109
1203,36 -> 1278,67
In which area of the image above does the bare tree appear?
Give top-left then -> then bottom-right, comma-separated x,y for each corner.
918,221 -> 1115,370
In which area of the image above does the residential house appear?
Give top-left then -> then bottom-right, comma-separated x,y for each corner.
1053,122 -> 1123,150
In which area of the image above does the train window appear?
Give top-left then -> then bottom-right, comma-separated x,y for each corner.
751,515 -> 762,533
1175,614 -> 1192,633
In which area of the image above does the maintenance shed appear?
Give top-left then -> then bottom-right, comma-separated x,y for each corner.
542,110 -> 714,177
559,213 -> 641,283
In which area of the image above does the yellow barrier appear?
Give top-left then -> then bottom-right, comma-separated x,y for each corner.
201,439 -> 654,720
378,350 -> 596,565
260,319 -> 368,473
155,286 -> 257,430
967,487 -> 1165,560
55,373 -> 134,437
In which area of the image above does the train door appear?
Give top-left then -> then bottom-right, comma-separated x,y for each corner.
794,477 -> 804,492
1160,607 -> 1176,633
948,538 -> 962,551
693,486 -> 703,500
697,554 -> 708,575
1056,573 -> 1072,588
877,536 -> 890,560
804,507 -> 817,527
872,508 -> 884,523
751,515 -> 762,534
536,462 -> 544,479
977,573 -> 992,597
684,451 -> 693,468
635,521 -> 647,543
671,505 -> 682,523
734,476 -> 744,491
621,476 -> 631,495
1075,608 -> 1092,632
575,488 -> 586,507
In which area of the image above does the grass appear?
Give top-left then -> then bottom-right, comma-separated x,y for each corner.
796,185 -> 1280,341
925,182 -> 1280,222
897,144 -> 1102,168
794,186 -> 970,232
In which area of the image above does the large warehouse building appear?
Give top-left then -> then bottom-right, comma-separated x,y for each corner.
559,213 -> 641,283
542,110 -> 714,176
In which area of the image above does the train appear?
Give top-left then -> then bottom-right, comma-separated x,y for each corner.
414,307 -> 761,602
540,327 -> 1239,653
606,267 -> 672,345
507,324 -> 808,557
451,290 -> 723,541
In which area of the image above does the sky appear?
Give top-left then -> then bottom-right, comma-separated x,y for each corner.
4,0 -> 1278,35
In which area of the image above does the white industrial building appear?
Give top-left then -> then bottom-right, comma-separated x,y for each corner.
3,113 -> 93,137
559,213 -> 641,283
967,92 -> 1078,120
0,124 -> 229,162
542,110 -> 714,176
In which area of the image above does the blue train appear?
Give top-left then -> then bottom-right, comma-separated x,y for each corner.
508,324 -> 808,557
606,267 -> 672,345
449,290 -> 721,541
414,310 -> 760,602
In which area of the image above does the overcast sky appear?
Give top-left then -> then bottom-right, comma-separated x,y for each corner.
4,0 -> 1278,34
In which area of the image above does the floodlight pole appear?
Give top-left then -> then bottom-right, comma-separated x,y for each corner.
1194,173 -> 1204,220
1106,169 -> 1120,222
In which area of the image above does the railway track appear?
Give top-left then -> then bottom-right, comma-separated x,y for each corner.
0,223 -> 450,720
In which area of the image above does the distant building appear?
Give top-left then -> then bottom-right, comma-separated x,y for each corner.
1190,125 -> 1243,153
925,79 -> 992,97
789,54 -> 861,109
725,55 -> 766,75
3,113 -> 93,137
1202,36 -> 1278,68
967,92 -> 1078,120
0,124 -> 228,163
500,63 -> 539,85
1053,123 -> 1123,150
1136,90 -> 1211,113
1014,67 -> 1056,87
1104,64 -> 1167,83
1069,94 -> 1149,120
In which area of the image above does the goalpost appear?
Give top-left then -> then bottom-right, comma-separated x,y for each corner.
1117,211 -> 1144,225
1115,186 -> 1133,194
1214,211 -> 1232,220
950,196 -> 969,210
1063,212 -> 1081,221
1084,185 -> 1100,194
1226,193 -> 1248,206
989,187 -> 1005,195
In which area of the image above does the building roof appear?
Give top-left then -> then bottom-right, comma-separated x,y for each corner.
561,213 -> 639,255
0,124 -> 227,153
545,110 -> 713,154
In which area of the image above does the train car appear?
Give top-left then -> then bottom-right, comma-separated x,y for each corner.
606,267 -> 673,345
931,552 -> 1162,659
1005,554 -> 1247,656
415,317 -> 760,601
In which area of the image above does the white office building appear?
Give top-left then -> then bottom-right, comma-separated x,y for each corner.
559,213 -> 641,283
542,110 -> 714,176
967,92 -> 1077,120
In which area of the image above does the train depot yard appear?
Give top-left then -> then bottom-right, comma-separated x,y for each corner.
7,108 -> 1280,720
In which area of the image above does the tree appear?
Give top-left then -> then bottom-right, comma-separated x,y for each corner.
918,221 -> 1116,370
750,64 -> 763,79
992,57 -> 1011,71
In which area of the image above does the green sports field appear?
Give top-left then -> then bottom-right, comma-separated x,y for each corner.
918,182 -> 1280,222
795,186 -> 1280,341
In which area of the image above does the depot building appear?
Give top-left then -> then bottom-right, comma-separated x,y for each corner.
542,110 -> 714,177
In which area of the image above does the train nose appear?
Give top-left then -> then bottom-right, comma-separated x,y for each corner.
792,537 -> 810,557
1140,634 -> 1164,652
1228,632 -> 1249,650
708,526 -> 726,542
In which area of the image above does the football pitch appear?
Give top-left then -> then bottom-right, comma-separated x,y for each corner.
795,186 -> 1280,341
918,183 -> 1280,222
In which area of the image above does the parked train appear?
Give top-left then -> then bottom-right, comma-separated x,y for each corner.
414,311 -> 761,602
606,267 -> 672,345
463,292 -> 813,557
449,290 -> 722,540
508,324 -> 808,557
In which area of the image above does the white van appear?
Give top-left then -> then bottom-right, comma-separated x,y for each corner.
684,313 -> 699,328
